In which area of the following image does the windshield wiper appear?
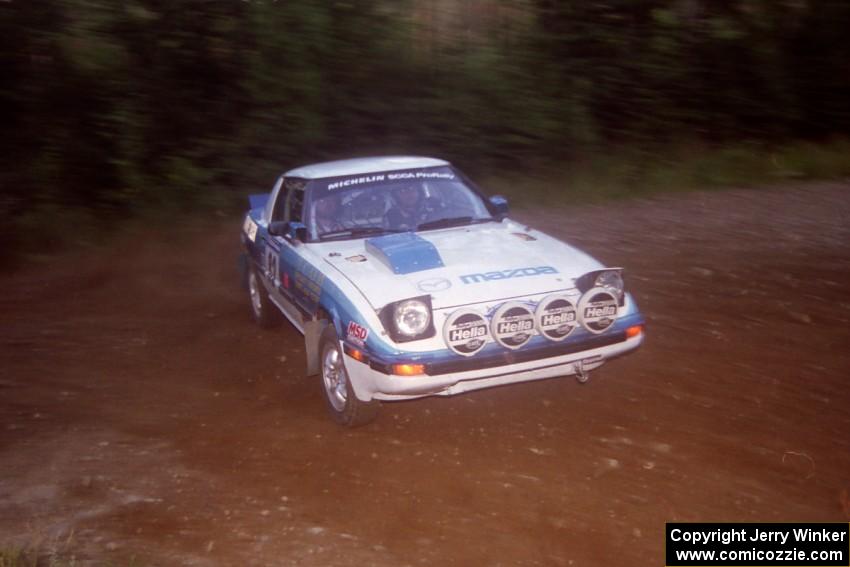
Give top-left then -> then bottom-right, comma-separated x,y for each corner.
319,227 -> 404,241
416,216 -> 495,231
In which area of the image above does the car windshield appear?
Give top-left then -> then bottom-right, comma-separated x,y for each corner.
305,166 -> 494,241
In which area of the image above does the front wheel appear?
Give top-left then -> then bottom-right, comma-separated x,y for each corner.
320,327 -> 380,427
248,266 -> 281,328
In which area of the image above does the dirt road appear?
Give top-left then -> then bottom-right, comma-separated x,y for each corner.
2,182 -> 849,566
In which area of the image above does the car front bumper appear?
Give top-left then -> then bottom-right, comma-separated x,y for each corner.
343,326 -> 644,401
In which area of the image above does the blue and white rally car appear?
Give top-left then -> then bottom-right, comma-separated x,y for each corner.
241,156 -> 644,426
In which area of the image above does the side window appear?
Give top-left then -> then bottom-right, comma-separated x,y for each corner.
265,176 -> 285,223
288,188 -> 305,223
283,177 -> 307,222
271,182 -> 289,222
270,177 -> 307,224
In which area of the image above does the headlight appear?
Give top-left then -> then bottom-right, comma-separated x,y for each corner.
595,270 -> 624,298
575,268 -> 625,305
394,299 -> 430,336
379,295 -> 436,343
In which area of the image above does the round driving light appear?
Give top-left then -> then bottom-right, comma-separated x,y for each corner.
491,302 -> 535,350
535,294 -> 577,342
577,287 -> 619,334
394,299 -> 430,336
444,309 -> 489,356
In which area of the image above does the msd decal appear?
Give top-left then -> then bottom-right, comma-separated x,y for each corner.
346,321 -> 369,345
460,266 -> 558,285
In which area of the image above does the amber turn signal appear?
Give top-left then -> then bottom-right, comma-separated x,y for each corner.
625,325 -> 643,338
343,345 -> 369,363
392,363 -> 426,376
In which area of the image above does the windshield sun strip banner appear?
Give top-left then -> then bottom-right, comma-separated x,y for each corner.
308,166 -> 457,199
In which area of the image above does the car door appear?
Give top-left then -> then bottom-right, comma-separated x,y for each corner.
264,178 -> 324,328
262,177 -> 287,293
247,175 -> 297,329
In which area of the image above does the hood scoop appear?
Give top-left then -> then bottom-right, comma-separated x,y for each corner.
365,233 -> 445,275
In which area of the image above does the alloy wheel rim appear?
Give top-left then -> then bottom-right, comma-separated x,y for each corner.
249,272 -> 262,316
322,346 -> 348,412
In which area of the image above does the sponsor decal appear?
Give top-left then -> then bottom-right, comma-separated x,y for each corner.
386,171 -> 455,181
443,309 -> 489,357
491,302 -> 535,350
327,174 -> 386,191
323,168 -> 455,191
346,321 -> 369,346
460,265 -> 558,285
293,263 -> 325,306
577,287 -> 619,334
243,216 -> 258,242
417,277 -> 452,292
534,294 -> 577,342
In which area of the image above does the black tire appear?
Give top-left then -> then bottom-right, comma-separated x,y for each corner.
247,265 -> 281,328
319,326 -> 380,427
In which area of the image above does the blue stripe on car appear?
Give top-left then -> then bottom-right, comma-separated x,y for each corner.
274,241 -> 399,356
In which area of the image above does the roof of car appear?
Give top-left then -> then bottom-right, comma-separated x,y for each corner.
283,156 -> 450,180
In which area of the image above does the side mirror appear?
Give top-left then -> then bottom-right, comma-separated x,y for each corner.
268,220 -> 288,237
287,222 -> 308,242
489,195 -> 509,219
269,221 -> 308,242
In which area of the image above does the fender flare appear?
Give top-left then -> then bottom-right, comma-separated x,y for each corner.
304,307 -> 333,376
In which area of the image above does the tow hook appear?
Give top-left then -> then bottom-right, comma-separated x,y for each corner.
574,360 -> 590,384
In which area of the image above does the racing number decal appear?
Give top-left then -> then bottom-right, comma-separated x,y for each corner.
265,247 -> 279,283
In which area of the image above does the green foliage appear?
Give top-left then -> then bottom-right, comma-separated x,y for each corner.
482,139 -> 850,207
1,0 -> 849,248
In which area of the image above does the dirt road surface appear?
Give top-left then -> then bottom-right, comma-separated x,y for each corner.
2,182 -> 849,566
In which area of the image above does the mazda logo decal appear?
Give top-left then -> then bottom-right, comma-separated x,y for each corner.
417,277 -> 452,292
